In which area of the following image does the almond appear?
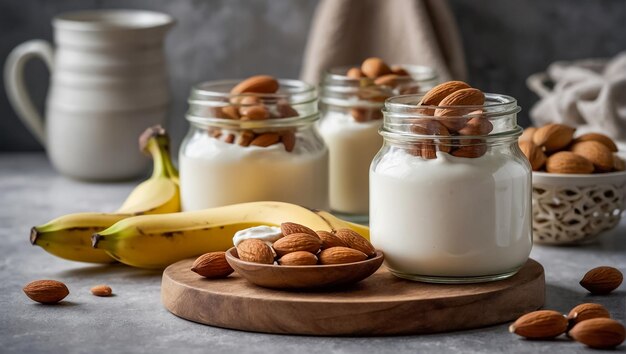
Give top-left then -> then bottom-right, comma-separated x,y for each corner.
272,233 -> 322,257
580,266 -> 623,295
220,105 -> 240,119
318,247 -> 368,265
240,105 -> 270,120
351,108 -> 383,122
567,303 -> 610,326
277,251 -> 318,266
280,222 -> 318,238
410,119 -> 450,136
191,251 -> 234,278
451,140 -> 487,159
23,280 -> 69,304
239,95 -> 262,106
391,65 -> 409,76
224,133 -> 235,144
277,103 -> 299,118
545,151 -> 594,174
374,74 -> 399,87
570,141 -> 614,172
457,115 -> 493,136
250,133 -> 280,147
508,310 -> 568,339
317,230 -> 348,249
361,57 -> 391,78
280,130 -> 296,152
230,75 -> 279,94
519,140 -> 547,171
519,127 -> 537,142
569,318 -> 625,349
236,239 -> 275,264
346,67 -> 364,79
237,130 -> 256,147
435,88 -> 485,116
419,81 -> 471,106
573,133 -> 618,152
334,229 -> 376,257
532,123 -> 575,153
90,284 -> 113,297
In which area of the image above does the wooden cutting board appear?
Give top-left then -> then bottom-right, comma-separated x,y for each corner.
162,258 -> 544,336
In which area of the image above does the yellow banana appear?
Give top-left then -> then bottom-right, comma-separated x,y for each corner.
31,126 -> 180,264
93,201 -> 369,269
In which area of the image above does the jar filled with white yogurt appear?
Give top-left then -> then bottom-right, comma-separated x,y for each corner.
180,79 -> 328,210
370,92 -> 532,283
319,64 -> 439,222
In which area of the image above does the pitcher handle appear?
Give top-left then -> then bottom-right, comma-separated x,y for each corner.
4,40 -> 54,146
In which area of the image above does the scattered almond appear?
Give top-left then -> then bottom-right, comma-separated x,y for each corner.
317,230 -> 348,249
508,310 -> 568,339
532,123 -> 575,153
569,318 -> 625,349
90,284 -> 113,297
334,229 -> 376,257
570,141 -> 614,172
23,280 -> 69,304
545,151 -> 594,174
580,266 -> 623,295
191,251 -> 234,278
237,239 -> 275,264
318,247 -> 368,265
272,233 -> 322,257
519,140 -> 547,171
277,251 -> 318,266
567,303 -> 610,326
280,222 -> 318,238
519,127 -> 537,142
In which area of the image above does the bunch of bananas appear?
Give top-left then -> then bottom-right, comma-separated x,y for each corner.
31,127 -> 369,269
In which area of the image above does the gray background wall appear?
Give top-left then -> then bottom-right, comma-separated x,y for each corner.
0,0 -> 624,152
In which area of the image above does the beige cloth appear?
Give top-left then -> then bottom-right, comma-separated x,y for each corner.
528,52 -> 626,143
300,0 -> 467,84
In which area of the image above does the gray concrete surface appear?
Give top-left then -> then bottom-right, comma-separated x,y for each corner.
1,153 -> 625,354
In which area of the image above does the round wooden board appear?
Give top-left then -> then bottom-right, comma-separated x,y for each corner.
162,259 -> 545,336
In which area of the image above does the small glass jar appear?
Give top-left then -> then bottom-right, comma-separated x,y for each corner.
370,93 -> 532,283
180,79 -> 328,211
319,65 -> 439,222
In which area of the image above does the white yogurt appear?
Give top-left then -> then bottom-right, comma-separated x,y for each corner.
370,149 -> 532,278
180,133 -> 329,210
233,225 -> 283,247
319,111 -> 383,215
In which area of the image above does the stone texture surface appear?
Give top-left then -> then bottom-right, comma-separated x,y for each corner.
1,153 -> 625,353
1,0 -> 625,151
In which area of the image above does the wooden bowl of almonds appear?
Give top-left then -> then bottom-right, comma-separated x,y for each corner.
519,124 -> 626,244
224,223 -> 384,290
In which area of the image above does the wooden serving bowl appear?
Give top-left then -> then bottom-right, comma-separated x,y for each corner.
225,247 -> 384,290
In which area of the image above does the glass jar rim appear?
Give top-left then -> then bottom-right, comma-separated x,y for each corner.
186,113 -> 320,130
188,79 -> 317,107
323,64 -> 438,85
384,92 -> 520,117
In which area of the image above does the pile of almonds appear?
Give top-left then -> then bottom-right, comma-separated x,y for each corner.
519,123 -> 624,173
191,222 -> 377,279
405,81 -> 493,159
509,266 -> 624,349
344,57 -> 418,122
208,75 -> 299,152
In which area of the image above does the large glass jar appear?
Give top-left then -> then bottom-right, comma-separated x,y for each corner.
370,93 -> 532,283
319,65 -> 439,221
180,79 -> 328,211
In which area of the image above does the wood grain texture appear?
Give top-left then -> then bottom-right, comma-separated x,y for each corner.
162,258 -> 545,336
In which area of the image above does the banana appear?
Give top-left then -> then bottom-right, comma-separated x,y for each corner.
93,201 -> 370,269
31,126 -> 180,264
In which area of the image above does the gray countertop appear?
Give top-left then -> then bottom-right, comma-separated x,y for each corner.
1,153 -> 624,354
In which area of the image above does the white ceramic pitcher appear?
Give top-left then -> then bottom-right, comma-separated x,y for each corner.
4,10 -> 174,180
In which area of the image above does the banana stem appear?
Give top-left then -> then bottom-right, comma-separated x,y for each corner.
142,130 -> 178,180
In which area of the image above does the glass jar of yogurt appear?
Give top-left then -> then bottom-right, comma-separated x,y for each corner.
319,65 -> 439,221
180,79 -> 328,210
370,93 -> 532,283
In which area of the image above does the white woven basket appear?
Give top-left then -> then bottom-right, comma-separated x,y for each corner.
532,167 -> 626,245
